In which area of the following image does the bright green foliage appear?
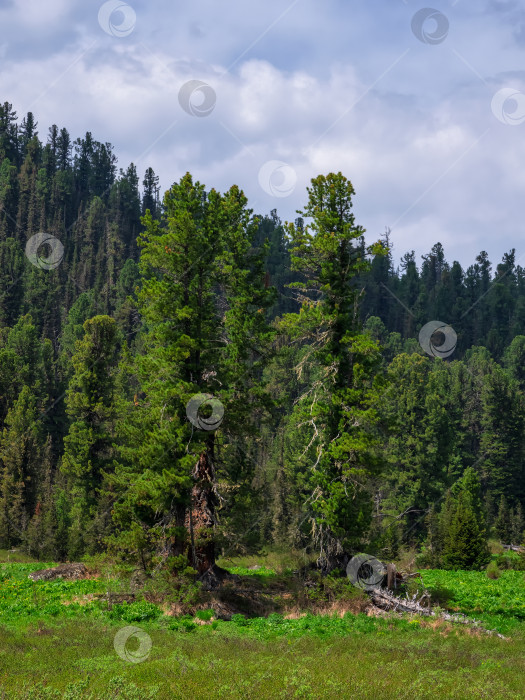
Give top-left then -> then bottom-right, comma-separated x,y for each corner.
420,568 -> 525,620
486,561 -> 500,579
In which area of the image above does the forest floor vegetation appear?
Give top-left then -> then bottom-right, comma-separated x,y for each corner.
1,550 -> 524,698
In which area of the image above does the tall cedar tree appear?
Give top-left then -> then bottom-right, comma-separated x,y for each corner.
107,173 -> 274,577
281,173 -> 385,568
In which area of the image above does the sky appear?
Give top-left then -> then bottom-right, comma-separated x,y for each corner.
1,0 -> 525,269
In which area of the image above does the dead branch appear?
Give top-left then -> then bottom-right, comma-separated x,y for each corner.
368,587 -> 508,640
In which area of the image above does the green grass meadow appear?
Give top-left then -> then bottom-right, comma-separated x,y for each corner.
1,553 -> 525,699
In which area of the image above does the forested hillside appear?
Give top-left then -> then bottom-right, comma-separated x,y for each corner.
1,103 -> 524,576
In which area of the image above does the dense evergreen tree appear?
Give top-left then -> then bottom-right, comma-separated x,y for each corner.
1,100 -> 525,572
107,173 -> 274,576
280,173 -> 385,568
142,167 -> 160,219
441,488 -> 490,571
60,315 -> 120,557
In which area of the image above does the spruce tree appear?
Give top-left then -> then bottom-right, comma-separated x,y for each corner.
442,490 -> 490,570
0,386 -> 45,548
441,470 -> 490,570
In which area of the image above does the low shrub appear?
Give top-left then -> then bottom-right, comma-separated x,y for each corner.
486,561 -> 500,579
195,608 -> 214,621
139,560 -> 201,608
493,552 -> 522,570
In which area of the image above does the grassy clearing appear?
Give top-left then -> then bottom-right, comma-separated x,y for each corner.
420,569 -> 525,634
1,615 -> 524,699
1,556 -> 525,698
0,549 -> 37,564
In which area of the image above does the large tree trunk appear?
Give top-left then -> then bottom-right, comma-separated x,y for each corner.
187,445 -> 216,575
185,434 -> 229,590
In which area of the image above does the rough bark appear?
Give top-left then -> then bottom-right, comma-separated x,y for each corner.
184,435 -> 228,588
186,446 -> 216,575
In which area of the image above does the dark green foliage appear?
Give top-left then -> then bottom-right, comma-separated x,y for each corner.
439,470 -> 490,571
441,490 -> 490,571
107,173 -> 275,571
2,101 -> 525,572
60,315 -> 120,557
279,173 -> 386,562
494,495 -> 511,543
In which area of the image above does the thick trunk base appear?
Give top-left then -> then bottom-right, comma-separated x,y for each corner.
198,563 -> 230,591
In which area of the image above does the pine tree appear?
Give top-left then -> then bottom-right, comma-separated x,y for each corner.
24,437 -> 58,559
19,112 -> 38,159
56,128 -> 72,171
142,167 -> 159,218
282,173 -> 385,566
0,386 -> 45,548
107,173 -> 274,576
60,315 -> 120,557
0,101 -> 19,164
441,488 -> 490,570
494,495 -> 511,543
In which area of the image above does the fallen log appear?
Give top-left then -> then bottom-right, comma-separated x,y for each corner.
369,587 -> 508,640
28,563 -> 88,582
502,544 -> 525,553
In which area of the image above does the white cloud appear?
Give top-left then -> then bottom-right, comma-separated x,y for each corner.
1,0 -> 525,268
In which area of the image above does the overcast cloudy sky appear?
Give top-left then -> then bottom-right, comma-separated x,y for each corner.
1,0 -> 525,268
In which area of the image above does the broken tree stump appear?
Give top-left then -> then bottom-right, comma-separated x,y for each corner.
386,563 -> 397,591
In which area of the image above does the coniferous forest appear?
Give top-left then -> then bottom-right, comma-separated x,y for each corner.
6,1 -> 525,695
1,101 -> 524,577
